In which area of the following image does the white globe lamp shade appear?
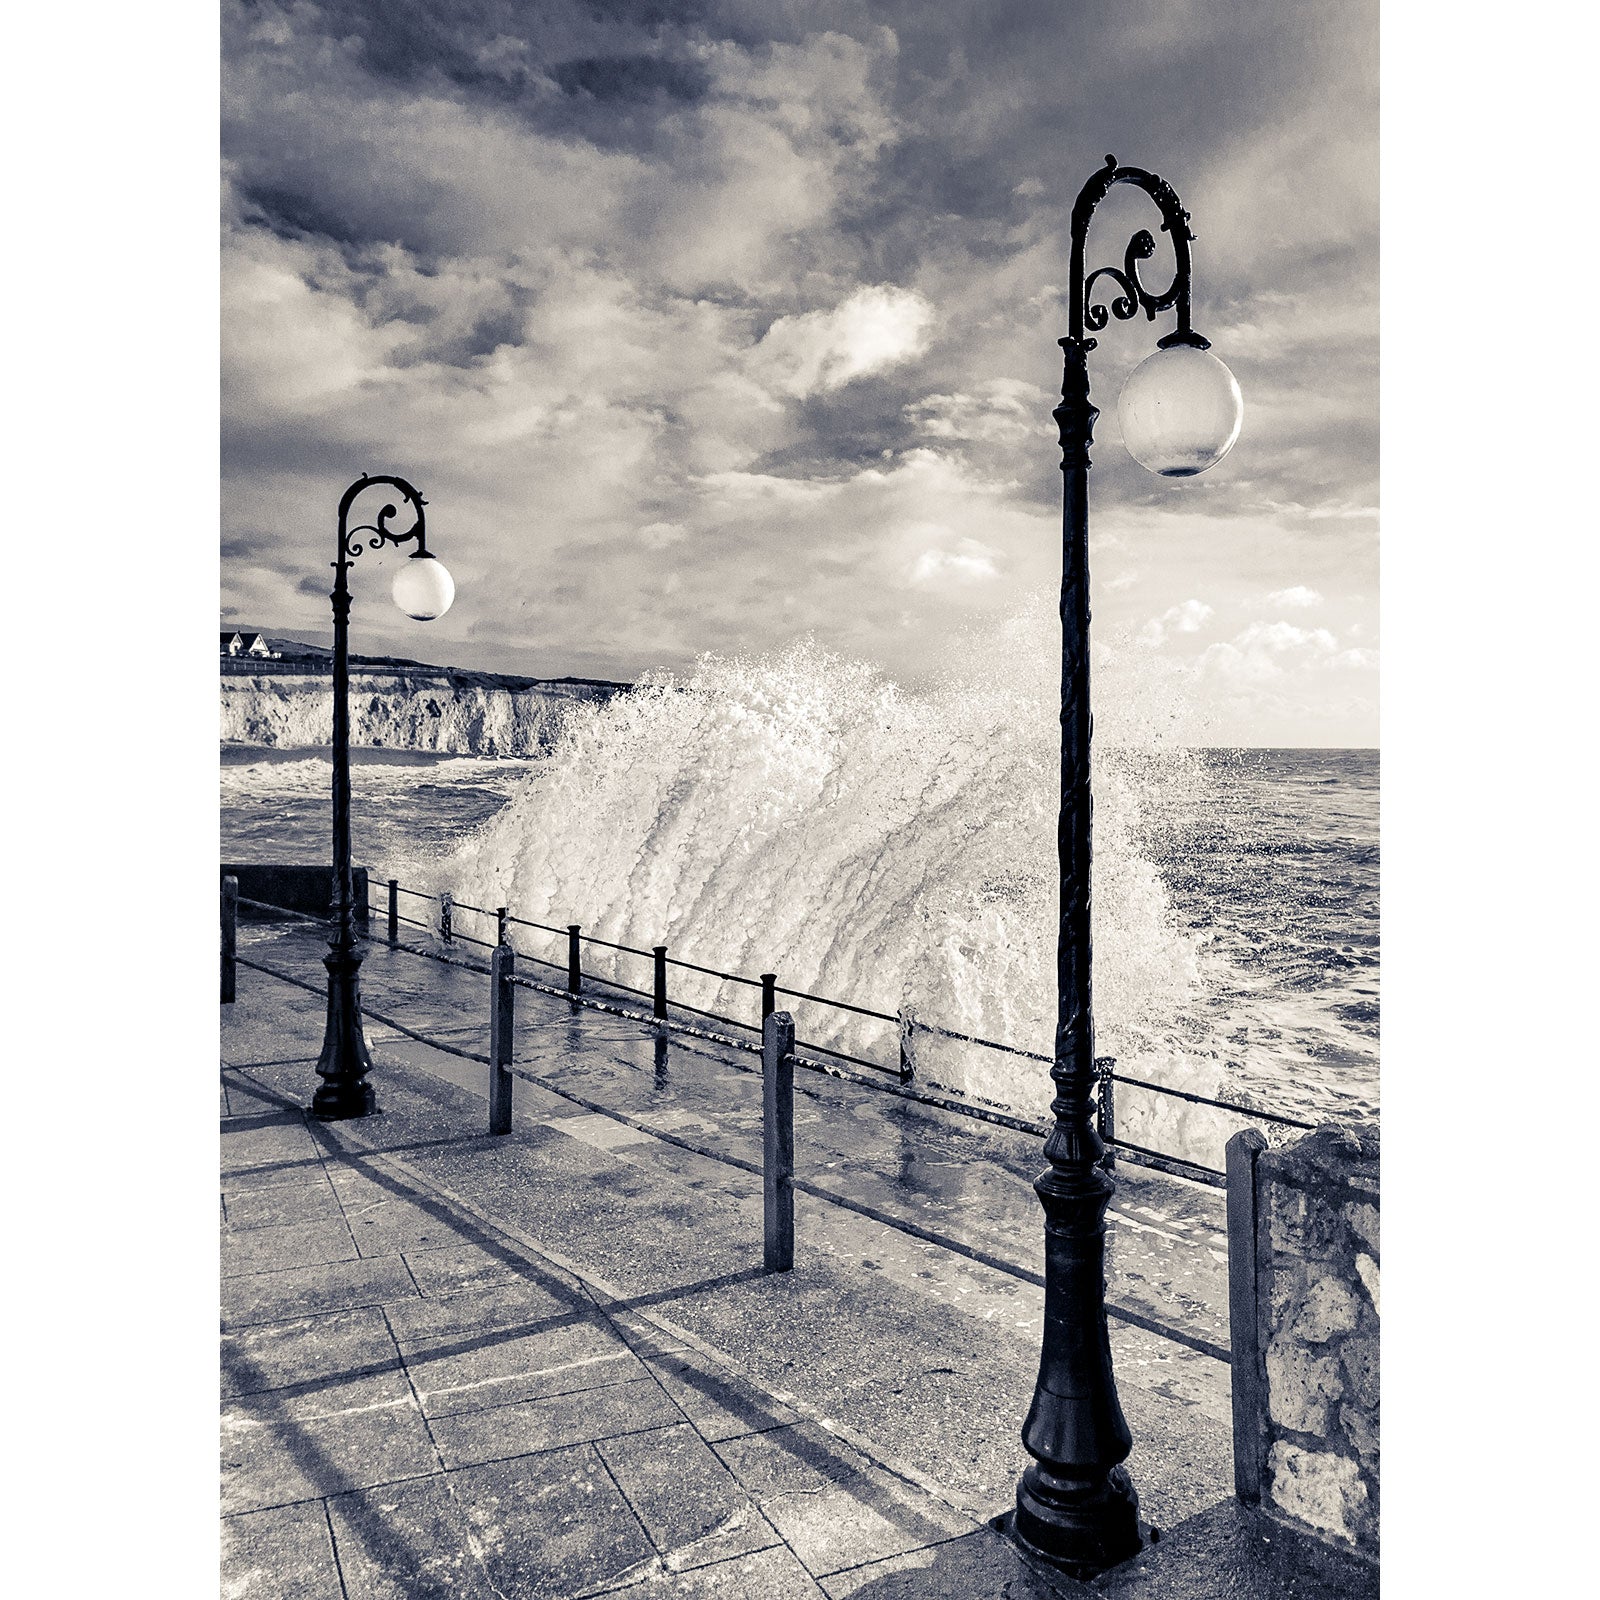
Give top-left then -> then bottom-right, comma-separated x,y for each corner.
1116,345 -> 1243,477
392,554 -> 455,621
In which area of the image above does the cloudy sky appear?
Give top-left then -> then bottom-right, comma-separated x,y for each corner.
221,0 -> 1378,745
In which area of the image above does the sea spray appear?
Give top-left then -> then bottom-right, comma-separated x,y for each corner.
403,610 -> 1259,1165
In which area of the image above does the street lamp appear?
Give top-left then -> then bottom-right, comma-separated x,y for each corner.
1012,156 -> 1242,1575
311,473 -> 454,1120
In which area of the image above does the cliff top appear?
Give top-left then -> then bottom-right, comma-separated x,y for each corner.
224,634 -> 632,697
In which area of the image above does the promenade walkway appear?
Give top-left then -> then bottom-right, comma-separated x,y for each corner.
222,921 -> 1371,1598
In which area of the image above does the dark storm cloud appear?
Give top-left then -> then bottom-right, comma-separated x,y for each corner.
222,0 -> 1378,741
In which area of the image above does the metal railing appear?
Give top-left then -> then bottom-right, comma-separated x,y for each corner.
222,877 -> 1243,1364
390,877 -> 1314,1174
227,873 -> 1312,1183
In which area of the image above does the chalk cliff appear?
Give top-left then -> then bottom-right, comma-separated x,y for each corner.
221,663 -> 624,757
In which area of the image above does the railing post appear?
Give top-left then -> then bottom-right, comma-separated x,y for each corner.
567,925 -> 582,995
439,892 -> 453,943
1226,1128 -> 1268,1504
760,972 -> 776,1021
221,874 -> 238,1004
496,906 -> 508,946
387,878 -> 398,944
489,944 -> 515,1136
653,945 -> 668,1021
897,1009 -> 914,1083
763,1011 -> 796,1272
1095,1055 -> 1117,1170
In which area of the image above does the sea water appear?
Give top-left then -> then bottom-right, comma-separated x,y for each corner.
220,629 -> 1377,1167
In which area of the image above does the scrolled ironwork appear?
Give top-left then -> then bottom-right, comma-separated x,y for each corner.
335,475 -> 430,566
1068,154 -> 1208,353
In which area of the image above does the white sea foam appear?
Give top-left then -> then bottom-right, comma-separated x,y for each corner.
396,609 -> 1283,1167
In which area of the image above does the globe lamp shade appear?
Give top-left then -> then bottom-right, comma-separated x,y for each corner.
1116,345 -> 1243,477
392,554 -> 455,621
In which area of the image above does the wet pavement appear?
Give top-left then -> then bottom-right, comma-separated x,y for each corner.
222,920 -> 1254,1596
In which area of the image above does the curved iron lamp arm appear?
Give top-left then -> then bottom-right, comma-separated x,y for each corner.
335,473 -> 431,568
1067,153 -> 1209,352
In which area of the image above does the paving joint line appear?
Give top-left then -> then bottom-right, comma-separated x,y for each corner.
321,1498 -> 353,1600
303,1122 -> 991,1533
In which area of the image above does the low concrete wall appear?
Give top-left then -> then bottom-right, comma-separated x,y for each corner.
1227,1123 -> 1379,1562
222,863 -> 368,927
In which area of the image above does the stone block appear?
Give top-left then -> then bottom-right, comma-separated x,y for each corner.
222,1306 -> 400,1399
1340,1333 -> 1379,1412
1290,1277 -> 1359,1344
1265,1343 -> 1344,1435
1267,1441 -> 1367,1547
1354,1252 -> 1379,1314
1267,1186 -> 1311,1256
1346,1201 -> 1379,1255
1341,1398 -> 1379,1470
222,1219 -> 359,1280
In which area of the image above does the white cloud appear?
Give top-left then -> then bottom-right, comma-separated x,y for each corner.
638,522 -> 688,550
1264,585 -> 1323,609
1139,599 -> 1214,647
908,536 -> 1004,589
751,285 -> 935,399
907,379 -> 1044,445
1198,620 -> 1373,686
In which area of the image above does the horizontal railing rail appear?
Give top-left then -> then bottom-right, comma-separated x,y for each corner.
223,875 -> 1317,1191
227,932 -> 1233,1365
359,876 -> 1316,1145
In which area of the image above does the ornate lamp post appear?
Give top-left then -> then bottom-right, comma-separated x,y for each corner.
312,473 -> 455,1120
1012,157 -> 1242,1574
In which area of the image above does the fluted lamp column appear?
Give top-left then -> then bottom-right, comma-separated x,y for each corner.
1012,156 -> 1242,1576
312,473 -> 455,1120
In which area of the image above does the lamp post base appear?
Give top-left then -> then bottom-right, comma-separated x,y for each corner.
1012,1461 -> 1142,1578
311,944 -> 377,1120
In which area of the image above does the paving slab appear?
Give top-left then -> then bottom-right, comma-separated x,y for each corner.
223,1306 -> 402,1398
381,1277 -> 590,1344
1088,1499 -> 1377,1599
441,1449 -> 660,1596
403,1315 -> 646,1420
222,1256 -> 419,1331
821,1528 -> 1089,1598
589,1543 -> 827,1597
712,1422 -> 971,1577
223,1114 -> 327,1175
223,1218 -> 359,1279
221,1379 -> 440,1514
429,1375 -> 686,1470
324,1474 -> 500,1600
400,1237 -> 542,1297
641,1348 -> 800,1443
597,1423 -> 783,1573
221,1499 -> 345,1599
223,930 -> 1258,1596
225,1179 -> 347,1231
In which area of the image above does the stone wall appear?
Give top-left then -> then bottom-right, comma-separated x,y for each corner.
1227,1123 -> 1379,1562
